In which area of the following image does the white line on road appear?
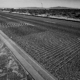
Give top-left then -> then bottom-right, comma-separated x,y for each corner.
21,22 -> 35,26
6,17 -> 12,19
43,20 -> 56,24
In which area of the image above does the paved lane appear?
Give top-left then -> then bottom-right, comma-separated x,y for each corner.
0,11 -> 80,35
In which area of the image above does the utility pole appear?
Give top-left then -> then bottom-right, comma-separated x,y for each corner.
41,2 -> 43,8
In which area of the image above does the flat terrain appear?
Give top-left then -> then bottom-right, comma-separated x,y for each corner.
0,11 -> 80,80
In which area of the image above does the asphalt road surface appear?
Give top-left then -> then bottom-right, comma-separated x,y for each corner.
0,11 -> 80,80
0,11 -> 80,35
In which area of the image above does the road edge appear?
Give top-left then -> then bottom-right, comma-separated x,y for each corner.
0,30 -> 57,80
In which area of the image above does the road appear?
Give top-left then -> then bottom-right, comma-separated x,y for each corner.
0,11 -> 80,35
0,11 -> 80,80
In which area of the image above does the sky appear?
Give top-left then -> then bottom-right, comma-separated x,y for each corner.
0,0 -> 80,8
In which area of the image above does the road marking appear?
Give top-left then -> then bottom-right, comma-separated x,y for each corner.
21,22 -> 35,26
43,20 -> 56,24
6,17 -> 12,19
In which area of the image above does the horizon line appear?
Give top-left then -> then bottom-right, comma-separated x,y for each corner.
0,6 -> 80,9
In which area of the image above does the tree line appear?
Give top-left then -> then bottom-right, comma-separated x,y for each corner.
2,8 -> 80,19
